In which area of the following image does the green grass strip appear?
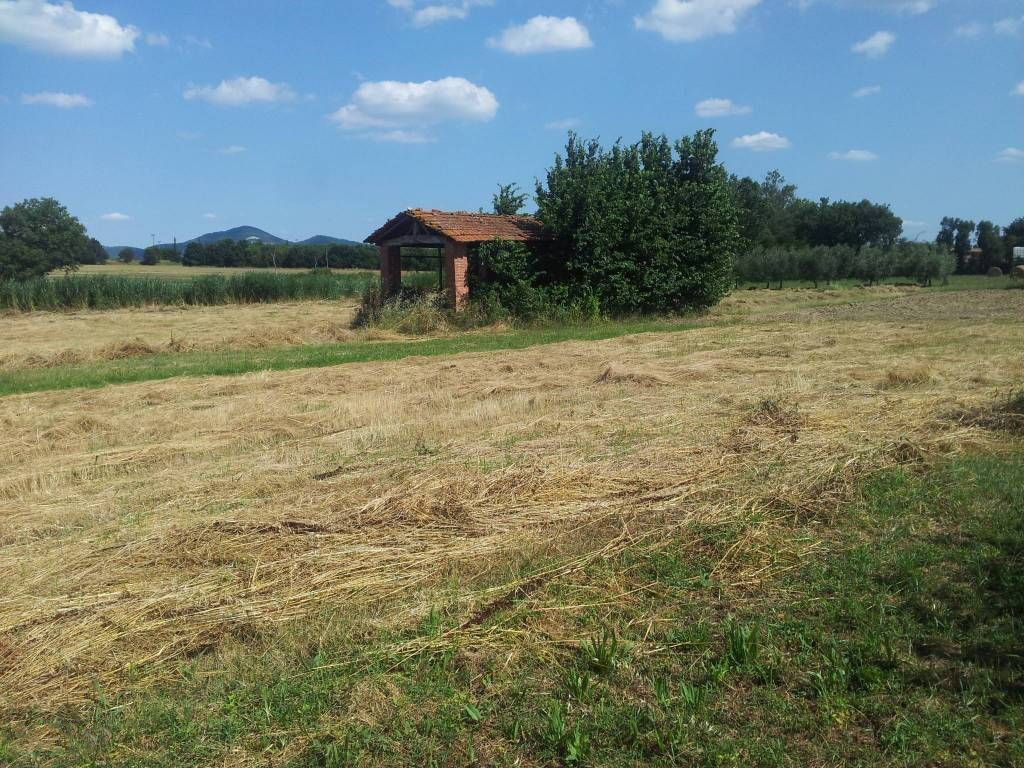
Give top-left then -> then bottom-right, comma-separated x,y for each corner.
0,319 -> 701,397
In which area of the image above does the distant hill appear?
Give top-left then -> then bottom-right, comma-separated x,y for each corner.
103,226 -> 364,260
155,226 -> 288,251
297,235 -> 364,246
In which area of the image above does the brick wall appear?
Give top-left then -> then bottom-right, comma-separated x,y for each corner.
444,242 -> 469,309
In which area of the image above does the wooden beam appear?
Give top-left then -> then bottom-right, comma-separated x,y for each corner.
382,234 -> 447,247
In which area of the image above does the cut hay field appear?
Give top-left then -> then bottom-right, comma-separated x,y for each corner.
2,288 -> 1023,766
0,300 -> 360,370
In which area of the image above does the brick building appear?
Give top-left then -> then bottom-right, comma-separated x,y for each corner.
365,209 -> 547,309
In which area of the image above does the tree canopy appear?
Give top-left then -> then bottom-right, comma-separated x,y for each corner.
492,183 -> 528,215
0,197 -> 88,281
533,130 -> 739,314
728,171 -> 902,251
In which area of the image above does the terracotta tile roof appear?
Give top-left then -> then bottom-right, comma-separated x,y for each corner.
366,209 -> 548,245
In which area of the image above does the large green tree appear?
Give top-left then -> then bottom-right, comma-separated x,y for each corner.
0,197 -> 88,281
535,130 -> 739,313
975,221 -> 1004,273
936,217 -> 976,273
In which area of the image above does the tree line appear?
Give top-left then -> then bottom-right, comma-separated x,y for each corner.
735,242 -> 953,288
935,216 -> 1024,274
141,239 -> 381,269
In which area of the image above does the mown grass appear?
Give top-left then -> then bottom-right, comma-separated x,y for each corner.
4,451 -> 1021,766
0,318 -> 702,396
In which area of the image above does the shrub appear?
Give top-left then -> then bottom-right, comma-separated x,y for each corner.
534,130 -> 739,315
352,286 -> 450,334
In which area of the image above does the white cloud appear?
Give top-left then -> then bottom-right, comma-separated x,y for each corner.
184,34 -> 212,49
953,22 -> 983,38
852,30 -> 895,57
145,32 -> 168,46
21,90 -> 91,107
329,76 -> 498,143
695,97 -> 751,117
413,4 -> 468,25
1014,81 -> 1024,96
390,0 -> 492,26
635,0 -> 761,43
100,212 -> 130,221
829,149 -> 878,161
852,84 -> 882,98
545,117 -> 581,131
184,76 -> 297,106
202,212 -> 217,220
0,0 -> 138,57
488,16 -> 593,54
797,0 -> 932,13
731,131 -> 790,151
369,129 -> 434,144
995,16 -> 1023,36
996,147 -> 1024,163
217,145 -> 246,155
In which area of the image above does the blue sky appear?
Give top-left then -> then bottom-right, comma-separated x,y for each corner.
1,0 -> 1021,246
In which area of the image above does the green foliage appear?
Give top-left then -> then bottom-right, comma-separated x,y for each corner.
141,246 -> 163,266
0,270 -> 376,312
729,170 -> 902,252
0,197 -> 88,280
580,627 -> 624,674
937,216 -> 976,273
79,237 -> 108,265
975,220 -> 1005,273
540,701 -> 590,765
534,130 -> 739,314
853,246 -> 891,285
118,247 -> 135,264
181,238 -> 380,270
492,182 -> 528,215
724,619 -> 761,667
735,242 -> 951,287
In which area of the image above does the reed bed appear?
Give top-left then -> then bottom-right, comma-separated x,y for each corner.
0,271 -> 391,312
1,290 -> 1022,717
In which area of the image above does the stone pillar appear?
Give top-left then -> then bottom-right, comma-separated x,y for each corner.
444,241 -> 469,310
379,244 -> 401,297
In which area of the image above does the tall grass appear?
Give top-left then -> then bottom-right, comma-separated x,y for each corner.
0,271 -> 381,312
